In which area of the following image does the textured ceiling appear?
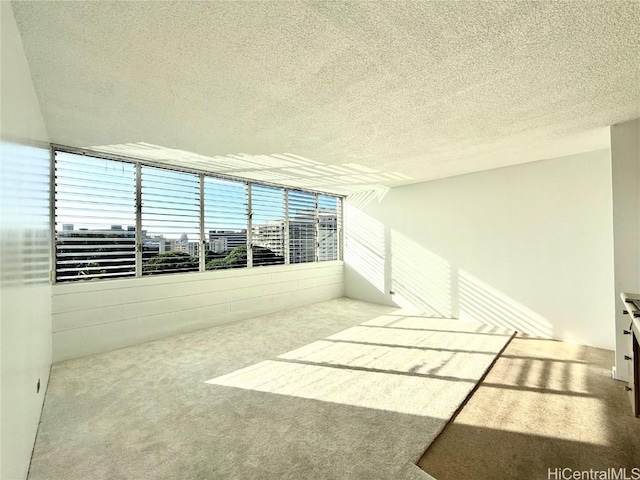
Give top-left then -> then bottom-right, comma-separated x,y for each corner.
11,1 -> 640,192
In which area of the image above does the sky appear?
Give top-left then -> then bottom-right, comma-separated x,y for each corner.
55,151 -> 339,241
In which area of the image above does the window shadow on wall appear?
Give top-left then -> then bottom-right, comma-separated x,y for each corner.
343,199 -> 555,340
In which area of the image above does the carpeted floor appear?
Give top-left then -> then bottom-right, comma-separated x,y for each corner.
418,334 -> 640,479
28,298 -> 512,480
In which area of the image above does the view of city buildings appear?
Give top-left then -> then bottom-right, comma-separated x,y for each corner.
208,231 -> 247,254
53,152 -> 341,281
57,209 -> 338,276
252,210 -> 338,263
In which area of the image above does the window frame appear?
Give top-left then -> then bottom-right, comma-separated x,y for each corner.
53,150 -> 137,282
51,145 -> 344,283
139,165 -> 202,276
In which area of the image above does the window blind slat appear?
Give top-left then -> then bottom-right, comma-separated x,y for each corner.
204,178 -> 248,270
318,194 -> 339,262
252,185 -> 285,267
141,166 -> 200,276
288,190 -> 316,264
54,149 -> 342,283
54,152 -> 136,282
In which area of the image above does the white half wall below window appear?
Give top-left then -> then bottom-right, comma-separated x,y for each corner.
52,261 -> 344,362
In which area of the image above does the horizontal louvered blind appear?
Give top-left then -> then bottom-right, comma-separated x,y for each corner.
204,177 -> 248,270
251,184 -> 285,267
54,152 -> 136,281
318,194 -> 340,262
141,166 -> 200,275
288,190 -> 316,264
53,148 -> 344,282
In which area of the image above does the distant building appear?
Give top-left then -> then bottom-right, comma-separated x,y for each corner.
137,230 -> 196,257
252,221 -> 286,256
142,233 -> 164,254
288,220 -> 315,263
158,239 -> 181,253
252,212 -> 338,263
187,241 -> 200,257
173,241 -> 188,253
58,226 -> 135,238
318,211 -> 338,261
208,230 -> 247,253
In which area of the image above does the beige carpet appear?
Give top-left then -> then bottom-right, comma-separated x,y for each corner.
28,298 -> 512,480
419,334 -> 640,479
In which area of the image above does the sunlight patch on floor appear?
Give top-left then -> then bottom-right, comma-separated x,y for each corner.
206,313 -> 514,418
207,359 -> 477,418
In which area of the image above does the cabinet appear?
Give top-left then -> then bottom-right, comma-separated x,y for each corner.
621,293 -> 640,417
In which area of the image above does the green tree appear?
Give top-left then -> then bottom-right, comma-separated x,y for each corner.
56,231 -> 135,281
143,251 -> 199,274
205,245 -> 283,270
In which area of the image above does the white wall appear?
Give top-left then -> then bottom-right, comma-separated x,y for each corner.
52,261 -> 343,361
345,149 -> 616,351
0,3 -> 52,479
611,118 -> 640,381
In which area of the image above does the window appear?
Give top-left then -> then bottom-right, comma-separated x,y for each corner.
288,190 -> 316,264
251,185 -> 285,267
53,148 -> 342,282
141,166 -> 200,275
318,194 -> 340,262
204,177 -> 248,270
54,152 -> 136,281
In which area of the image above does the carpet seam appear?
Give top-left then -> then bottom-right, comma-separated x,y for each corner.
414,329 -> 517,476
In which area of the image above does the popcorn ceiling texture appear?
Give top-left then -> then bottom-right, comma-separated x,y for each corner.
10,1 -> 640,190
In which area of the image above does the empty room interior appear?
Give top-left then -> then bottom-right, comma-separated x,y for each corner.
1,1 -> 640,479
